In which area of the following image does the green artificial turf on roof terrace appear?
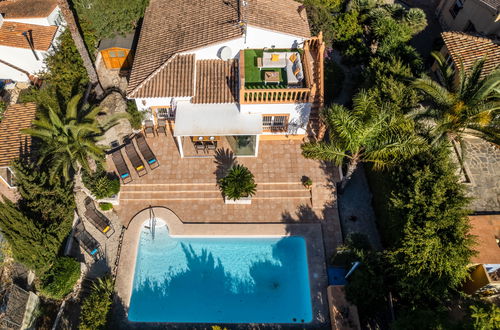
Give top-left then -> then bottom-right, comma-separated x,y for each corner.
243,49 -> 288,89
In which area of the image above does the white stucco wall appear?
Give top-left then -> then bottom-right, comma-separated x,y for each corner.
0,45 -> 48,81
241,102 -> 312,135
179,26 -> 307,60
3,7 -> 62,26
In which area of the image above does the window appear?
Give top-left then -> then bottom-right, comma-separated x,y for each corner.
117,50 -> 126,58
156,107 -> 176,120
449,0 -> 464,19
262,114 -> 288,132
109,51 -> 117,58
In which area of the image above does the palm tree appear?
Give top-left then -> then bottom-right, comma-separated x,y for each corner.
412,51 -> 500,147
301,92 -> 425,191
22,94 -> 119,181
58,0 -> 104,98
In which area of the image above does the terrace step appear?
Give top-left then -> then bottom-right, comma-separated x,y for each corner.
119,182 -> 311,201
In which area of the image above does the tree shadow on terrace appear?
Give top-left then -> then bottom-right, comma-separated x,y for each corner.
213,148 -> 236,182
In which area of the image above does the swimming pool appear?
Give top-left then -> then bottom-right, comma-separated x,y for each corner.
128,221 -> 313,323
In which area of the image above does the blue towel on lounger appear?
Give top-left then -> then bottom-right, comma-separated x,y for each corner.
121,173 -> 129,179
90,248 -> 98,255
148,159 -> 157,164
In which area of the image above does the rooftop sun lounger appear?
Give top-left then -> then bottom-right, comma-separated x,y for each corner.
144,120 -> 155,137
111,148 -> 133,184
135,133 -> 159,170
74,222 -> 103,260
84,197 -> 115,238
124,139 -> 147,177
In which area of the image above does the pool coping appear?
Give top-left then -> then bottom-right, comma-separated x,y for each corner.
114,207 -> 329,327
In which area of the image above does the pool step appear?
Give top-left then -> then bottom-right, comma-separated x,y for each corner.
119,182 -> 311,201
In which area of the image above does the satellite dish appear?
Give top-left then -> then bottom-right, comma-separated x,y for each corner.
219,46 -> 232,60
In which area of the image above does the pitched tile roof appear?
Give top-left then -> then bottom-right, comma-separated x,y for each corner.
442,32 -> 500,77
0,103 -> 37,167
130,54 -> 195,98
126,0 -> 311,98
244,0 -> 310,38
480,0 -> 500,10
192,59 -> 239,104
0,0 -> 58,19
127,0 -> 242,97
0,21 -> 57,51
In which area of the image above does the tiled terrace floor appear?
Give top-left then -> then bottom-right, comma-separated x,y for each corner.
109,134 -> 343,255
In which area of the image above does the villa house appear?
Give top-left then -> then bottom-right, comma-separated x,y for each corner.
127,0 -> 324,158
0,103 -> 37,201
436,0 -> 500,37
0,0 -> 63,82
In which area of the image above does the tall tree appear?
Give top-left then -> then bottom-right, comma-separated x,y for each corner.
22,94 -> 120,182
413,52 -> 500,146
301,92 -> 425,191
57,0 -> 104,97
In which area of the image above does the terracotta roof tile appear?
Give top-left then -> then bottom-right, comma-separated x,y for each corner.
442,32 -> 500,77
244,0 -> 310,38
469,215 -> 500,264
0,103 -> 37,167
192,59 -> 239,104
0,0 -> 58,19
127,0 -> 242,97
480,0 -> 500,10
131,54 -> 195,98
0,21 -> 57,51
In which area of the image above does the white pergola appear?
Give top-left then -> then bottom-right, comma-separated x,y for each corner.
173,102 -> 262,157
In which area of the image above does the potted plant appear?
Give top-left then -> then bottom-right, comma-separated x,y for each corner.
301,176 -> 313,190
219,164 -> 257,204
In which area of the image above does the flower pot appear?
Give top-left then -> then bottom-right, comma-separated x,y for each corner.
224,196 -> 252,204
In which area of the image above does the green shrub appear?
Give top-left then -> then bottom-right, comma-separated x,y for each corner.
99,202 -> 113,211
39,257 -> 81,300
219,164 -> 257,201
82,165 -> 120,199
324,58 -> 345,104
80,276 -> 114,330
469,303 -> 500,330
126,100 -> 144,130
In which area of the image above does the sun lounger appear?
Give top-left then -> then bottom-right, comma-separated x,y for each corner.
135,133 -> 159,169
74,222 -> 103,260
124,139 -> 147,177
111,148 -> 132,184
144,120 -> 155,137
83,197 -> 115,238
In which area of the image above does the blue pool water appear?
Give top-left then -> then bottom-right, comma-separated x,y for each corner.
128,223 -> 313,323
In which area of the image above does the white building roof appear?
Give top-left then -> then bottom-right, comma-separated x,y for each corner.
173,102 -> 262,136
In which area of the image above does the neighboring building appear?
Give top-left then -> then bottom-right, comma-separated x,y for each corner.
463,215 -> 500,299
432,32 -> 500,213
0,103 -> 37,200
0,284 -> 39,330
0,0 -> 64,82
127,0 -> 324,158
98,31 -> 136,70
433,32 -> 500,81
436,0 -> 500,37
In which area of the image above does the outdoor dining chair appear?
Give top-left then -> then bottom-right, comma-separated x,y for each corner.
144,120 -> 155,137
205,141 -> 217,152
194,141 -> 206,154
157,119 -> 167,136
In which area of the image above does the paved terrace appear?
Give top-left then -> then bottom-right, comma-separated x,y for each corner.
108,134 -> 343,257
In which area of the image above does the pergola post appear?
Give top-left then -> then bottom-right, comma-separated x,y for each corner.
176,136 -> 184,158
